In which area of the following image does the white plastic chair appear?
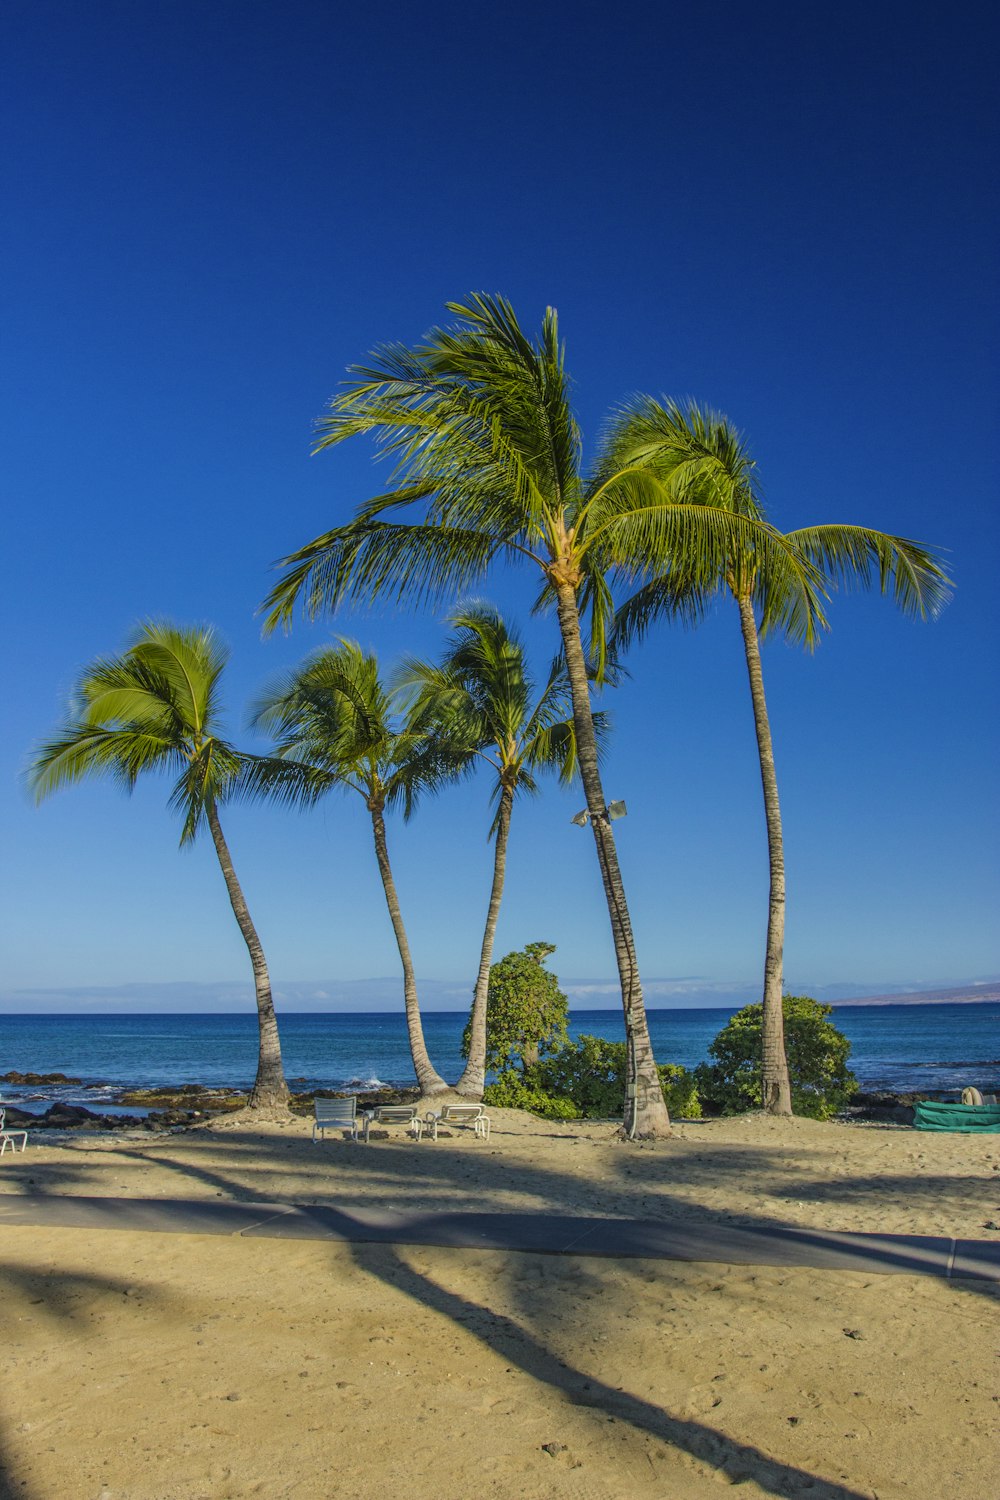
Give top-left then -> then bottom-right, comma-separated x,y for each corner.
0,1106 -> 28,1157
361,1105 -> 423,1142
312,1097 -> 359,1143
423,1104 -> 491,1142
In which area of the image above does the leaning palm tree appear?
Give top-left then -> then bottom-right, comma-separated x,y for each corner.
249,639 -> 452,1097
28,622 -> 290,1111
260,297 -> 814,1134
606,399 -> 952,1114
398,604 -> 595,1099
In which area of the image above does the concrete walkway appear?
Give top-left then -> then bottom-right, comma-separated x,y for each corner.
0,1194 -> 998,1278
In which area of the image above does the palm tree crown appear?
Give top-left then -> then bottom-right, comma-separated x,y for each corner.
398,604 -> 588,824
30,621 -> 240,844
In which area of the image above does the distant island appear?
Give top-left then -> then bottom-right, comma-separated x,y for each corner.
833,982 -> 1000,1007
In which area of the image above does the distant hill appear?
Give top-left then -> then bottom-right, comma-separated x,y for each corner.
833,982 -> 1000,1007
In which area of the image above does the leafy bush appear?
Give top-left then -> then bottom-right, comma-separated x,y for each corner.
657,1062 -> 702,1119
530,1035 -> 701,1119
464,941 -> 569,1074
695,994 -> 858,1119
483,1069 -> 580,1119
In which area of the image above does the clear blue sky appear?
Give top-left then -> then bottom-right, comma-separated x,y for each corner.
2,0 -> 997,1012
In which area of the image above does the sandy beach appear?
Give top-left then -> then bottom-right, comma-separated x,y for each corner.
2,1109 -> 997,1498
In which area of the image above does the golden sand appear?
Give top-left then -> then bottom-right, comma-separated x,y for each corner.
1,1110 -> 997,1498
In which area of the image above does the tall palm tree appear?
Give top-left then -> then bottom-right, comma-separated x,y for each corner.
249,639 -> 453,1097
398,604 -> 595,1099
606,399 -> 952,1114
28,622 -> 290,1111
260,299 -> 817,1134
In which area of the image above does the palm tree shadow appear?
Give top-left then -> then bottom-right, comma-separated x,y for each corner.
346,1240 -> 874,1500
0,1260 -> 175,1500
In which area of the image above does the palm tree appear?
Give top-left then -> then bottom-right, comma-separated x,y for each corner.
398,604 -> 594,1099
260,295 -> 817,1136
249,639 -> 453,1097
606,399 -> 952,1114
28,622 -> 290,1111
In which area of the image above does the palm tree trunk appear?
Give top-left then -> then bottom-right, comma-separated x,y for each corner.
455,781 -> 514,1099
553,582 -> 670,1137
206,801 -> 290,1111
736,594 -> 792,1116
369,804 -> 449,1097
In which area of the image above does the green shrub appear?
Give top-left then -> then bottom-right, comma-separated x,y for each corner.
531,1035 -> 701,1119
695,994 -> 858,1119
483,1069 -> 580,1120
465,941 -> 569,1074
658,1062 -> 702,1119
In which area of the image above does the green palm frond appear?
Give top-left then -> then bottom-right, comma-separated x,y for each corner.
28,622 -> 250,850
602,399 -> 951,644
252,639 -> 467,820
168,738 -> 244,846
264,297 -> 594,632
787,525 -> 953,620
609,577 -> 712,650
394,601 -> 587,834
252,641 -> 388,756
261,520 -> 503,633
599,397 -> 764,519
595,502 -> 825,642
231,753 -> 339,813
29,724 -> 185,800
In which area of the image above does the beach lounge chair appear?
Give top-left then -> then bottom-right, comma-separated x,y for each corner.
312,1096 -> 360,1143
0,1106 -> 28,1158
361,1104 -> 423,1143
422,1104 -> 491,1142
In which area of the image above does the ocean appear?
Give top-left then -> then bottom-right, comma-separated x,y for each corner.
1,1002 -> 998,1113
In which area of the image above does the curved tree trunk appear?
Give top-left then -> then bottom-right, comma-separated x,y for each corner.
369,804 -> 449,1097
736,594 -> 792,1115
206,801 -> 290,1111
455,782 -> 514,1098
554,582 -> 670,1137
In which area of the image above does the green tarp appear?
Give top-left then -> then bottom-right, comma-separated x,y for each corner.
913,1099 -> 1000,1133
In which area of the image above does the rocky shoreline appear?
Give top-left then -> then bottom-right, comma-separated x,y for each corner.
0,1073 -> 421,1131
0,1071 -> 976,1131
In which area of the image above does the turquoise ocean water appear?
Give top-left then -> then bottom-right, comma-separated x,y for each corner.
1,1003 -> 998,1113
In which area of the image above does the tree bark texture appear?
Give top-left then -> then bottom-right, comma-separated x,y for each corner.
455,782 -> 514,1098
736,594 -> 793,1115
370,805 -> 449,1097
206,801 -> 290,1110
554,583 -> 670,1137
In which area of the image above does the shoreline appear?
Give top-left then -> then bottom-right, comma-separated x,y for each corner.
1,1071 -> 989,1133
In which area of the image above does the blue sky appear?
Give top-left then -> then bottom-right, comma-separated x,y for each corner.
2,0 -> 997,1012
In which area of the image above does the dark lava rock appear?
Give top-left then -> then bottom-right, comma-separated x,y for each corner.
118,1086 -> 246,1112
6,1102 -> 199,1132
1,1070 -> 82,1086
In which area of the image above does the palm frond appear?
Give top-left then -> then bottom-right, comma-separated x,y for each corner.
598,397 -> 764,519
786,525 -> 952,620
261,520 -> 502,633
28,724 -> 184,802
231,753 -> 339,812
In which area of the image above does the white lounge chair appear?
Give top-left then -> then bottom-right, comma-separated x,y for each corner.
312,1097 -> 360,1143
423,1104 -> 491,1142
361,1104 -> 423,1143
0,1106 -> 28,1158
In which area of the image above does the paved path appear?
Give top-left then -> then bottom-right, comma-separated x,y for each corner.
0,1194 -> 997,1279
